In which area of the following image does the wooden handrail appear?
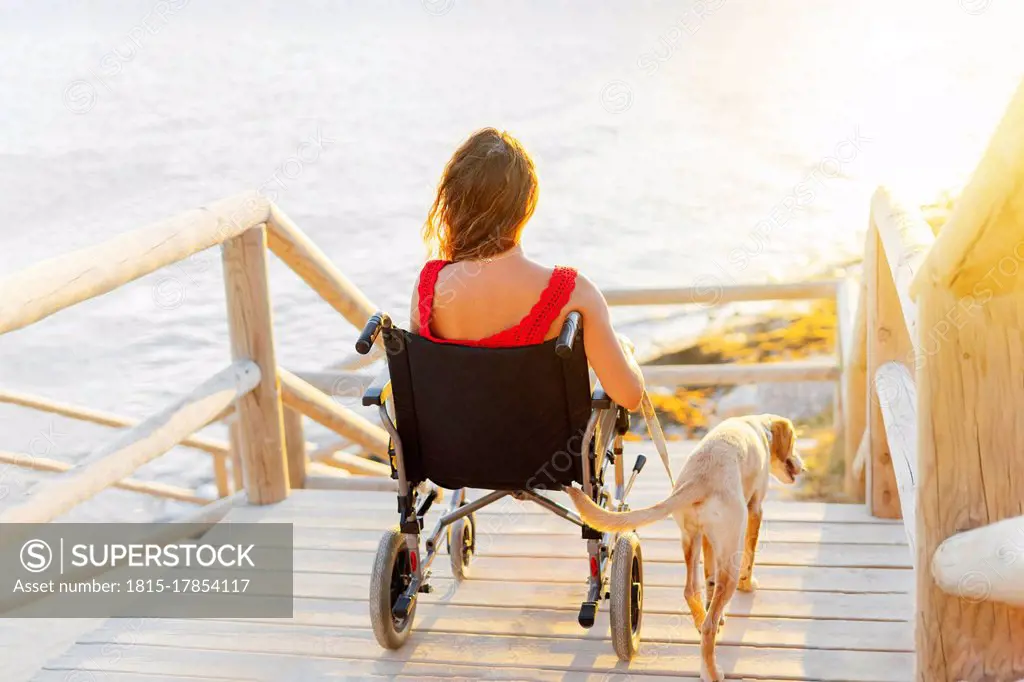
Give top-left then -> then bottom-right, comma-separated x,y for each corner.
932,514 -> 1024,607
642,359 -> 838,386
291,368 -> 376,399
912,80 -> 1024,298
0,361 -> 259,525
0,192 -> 269,335
279,368 -> 389,456
864,215 -> 914,519
267,205 -> 377,329
322,451 -> 391,477
873,362 -> 917,563
603,279 -> 838,307
0,389 -> 232,497
0,450 -> 207,505
871,187 -> 935,348
0,390 -> 229,455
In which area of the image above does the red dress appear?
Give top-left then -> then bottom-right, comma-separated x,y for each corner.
416,260 -> 578,348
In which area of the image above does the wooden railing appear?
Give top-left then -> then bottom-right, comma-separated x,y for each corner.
0,192 -> 391,526
841,79 -> 1024,680
0,186 -> 852,519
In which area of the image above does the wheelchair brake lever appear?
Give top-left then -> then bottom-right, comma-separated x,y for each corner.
620,454 -> 647,506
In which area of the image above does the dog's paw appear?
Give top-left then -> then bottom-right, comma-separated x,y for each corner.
700,661 -> 725,682
738,575 -> 759,593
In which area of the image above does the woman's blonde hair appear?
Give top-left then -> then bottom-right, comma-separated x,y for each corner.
423,128 -> 538,261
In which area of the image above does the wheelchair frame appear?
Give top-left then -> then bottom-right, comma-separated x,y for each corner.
357,311 -> 649,660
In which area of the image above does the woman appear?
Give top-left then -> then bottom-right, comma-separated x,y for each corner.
410,127 -> 645,411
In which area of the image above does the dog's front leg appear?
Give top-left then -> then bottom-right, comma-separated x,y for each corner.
738,501 -> 763,592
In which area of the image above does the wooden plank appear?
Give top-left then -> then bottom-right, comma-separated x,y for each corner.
281,526 -> 913,568
266,205 -> 376,329
603,280 -> 838,307
32,671 -> 237,682
243,596 -> 914,651
279,368 -> 389,456
643,359 -> 839,387
40,644 -> 692,682
222,226 -> 288,505
0,451 -> 207,505
305,473 -> 396,492
72,619 -> 915,682
0,390 -> 230,455
228,505 -> 908,544
291,548 -> 914,592
865,222 -> 909,519
282,407 -> 306,489
0,192 -> 269,335
873,362 -> 918,564
276,571 -> 911,621
0,362 -> 259,525
270,488 -> 902,524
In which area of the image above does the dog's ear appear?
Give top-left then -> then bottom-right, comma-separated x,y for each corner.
769,417 -> 795,461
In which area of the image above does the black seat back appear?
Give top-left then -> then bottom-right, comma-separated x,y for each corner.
382,329 -> 592,490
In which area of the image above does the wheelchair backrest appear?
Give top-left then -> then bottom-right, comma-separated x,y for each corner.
382,328 -> 592,491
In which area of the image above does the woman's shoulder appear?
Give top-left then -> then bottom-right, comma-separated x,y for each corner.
553,266 -> 606,312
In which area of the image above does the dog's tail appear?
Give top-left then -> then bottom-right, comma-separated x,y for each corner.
564,481 -> 703,532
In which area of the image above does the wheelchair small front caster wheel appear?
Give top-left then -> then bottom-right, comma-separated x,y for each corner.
369,528 -> 416,649
610,531 -> 643,661
449,513 -> 476,581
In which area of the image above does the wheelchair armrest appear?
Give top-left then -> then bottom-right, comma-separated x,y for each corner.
591,385 -> 612,409
361,367 -> 392,407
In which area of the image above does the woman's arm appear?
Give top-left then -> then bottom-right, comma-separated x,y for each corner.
572,275 -> 645,411
408,283 -> 421,335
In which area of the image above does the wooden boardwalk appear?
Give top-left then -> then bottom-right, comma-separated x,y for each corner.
23,442 -> 914,682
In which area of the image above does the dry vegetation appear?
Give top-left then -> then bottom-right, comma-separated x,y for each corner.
635,296 -> 845,498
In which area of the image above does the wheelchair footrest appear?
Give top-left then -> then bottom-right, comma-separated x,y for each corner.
578,601 -> 598,629
393,593 -> 416,620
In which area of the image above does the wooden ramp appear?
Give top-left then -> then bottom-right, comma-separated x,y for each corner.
30,444 -> 914,681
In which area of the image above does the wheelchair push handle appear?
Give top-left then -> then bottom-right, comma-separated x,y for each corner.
356,312 -> 386,354
555,311 -> 582,358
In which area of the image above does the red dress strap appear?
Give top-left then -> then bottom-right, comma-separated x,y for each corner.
416,259 -> 450,339
520,265 -> 578,344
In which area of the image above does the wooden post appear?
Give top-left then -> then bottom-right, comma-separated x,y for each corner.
843,267 -> 868,501
228,419 -> 244,492
915,286 -> 1024,680
222,225 -> 289,505
283,407 -> 307,489
910,79 -> 1024,679
864,222 -> 910,519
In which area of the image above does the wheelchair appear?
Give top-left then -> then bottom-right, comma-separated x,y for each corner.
355,310 -> 651,661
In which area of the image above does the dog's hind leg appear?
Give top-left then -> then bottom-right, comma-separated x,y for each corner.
700,506 -> 745,682
701,534 -> 725,627
682,531 -> 707,632
738,501 -> 763,592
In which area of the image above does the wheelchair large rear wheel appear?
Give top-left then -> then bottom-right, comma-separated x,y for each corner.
369,528 -> 416,649
610,531 -> 643,661
448,513 -> 476,581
